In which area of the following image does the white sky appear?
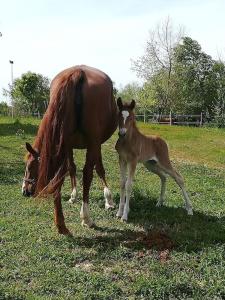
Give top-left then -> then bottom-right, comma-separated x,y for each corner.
1,0 -> 225,103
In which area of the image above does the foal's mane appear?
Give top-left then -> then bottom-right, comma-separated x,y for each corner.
35,68 -> 84,195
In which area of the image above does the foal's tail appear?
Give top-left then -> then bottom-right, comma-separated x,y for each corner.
35,68 -> 84,196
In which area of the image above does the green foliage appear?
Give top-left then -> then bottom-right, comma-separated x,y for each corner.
8,71 -> 50,115
0,101 -> 9,115
1,116 -> 225,299
173,37 -> 218,115
131,17 -> 225,122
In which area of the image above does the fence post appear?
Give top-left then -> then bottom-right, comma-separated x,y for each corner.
170,111 -> 172,126
200,112 -> 203,127
144,110 -> 146,123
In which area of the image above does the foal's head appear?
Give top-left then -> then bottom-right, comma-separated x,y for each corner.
22,143 -> 39,197
117,97 -> 136,137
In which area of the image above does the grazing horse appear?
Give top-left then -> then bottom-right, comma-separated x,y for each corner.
115,97 -> 193,222
22,65 -> 118,234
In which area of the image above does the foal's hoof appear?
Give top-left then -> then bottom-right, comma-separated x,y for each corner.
116,211 -> 122,218
121,216 -> 128,222
68,197 -> 76,204
81,219 -> 95,228
187,209 -> 193,216
105,202 -> 115,210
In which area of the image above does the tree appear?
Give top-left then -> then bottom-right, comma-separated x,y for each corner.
0,102 -> 9,115
131,17 -> 184,113
6,72 -> 50,115
212,61 -> 225,127
117,82 -> 141,101
173,37 -> 217,115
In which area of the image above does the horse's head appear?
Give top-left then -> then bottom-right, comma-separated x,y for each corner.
22,143 -> 40,197
117,97 -> 136,137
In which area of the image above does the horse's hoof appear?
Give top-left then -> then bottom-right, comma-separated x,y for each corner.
121,216 -> 128,222
57,226 -> 72,236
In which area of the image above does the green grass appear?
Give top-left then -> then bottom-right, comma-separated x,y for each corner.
1,116 -> 225,299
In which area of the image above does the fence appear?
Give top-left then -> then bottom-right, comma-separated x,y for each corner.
136,112 -> 203,126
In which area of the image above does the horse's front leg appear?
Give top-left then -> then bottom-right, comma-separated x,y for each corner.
54,189 -> 71,235
116,157 -> 127,218
80,148 -> 95,227
121,161 -> 137,222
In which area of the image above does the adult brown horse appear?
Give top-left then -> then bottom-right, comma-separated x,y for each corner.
22,65 -> 118,235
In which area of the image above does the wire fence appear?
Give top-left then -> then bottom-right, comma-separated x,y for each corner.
0,110 -> 207,127
136,112 -> 204,126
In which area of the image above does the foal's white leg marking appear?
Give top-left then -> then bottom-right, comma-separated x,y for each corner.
68,187 -> 77,203
104,187 -> 115,209
80,202 -> 94,227
116,160 -> 127,218
121,162 -> 136,222
162,167 -> 193,215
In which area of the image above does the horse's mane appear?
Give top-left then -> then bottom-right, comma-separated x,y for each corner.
35,68 -> 84,196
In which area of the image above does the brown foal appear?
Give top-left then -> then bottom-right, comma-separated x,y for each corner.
115,97 -> 193,222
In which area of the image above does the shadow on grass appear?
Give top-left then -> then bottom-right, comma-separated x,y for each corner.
0,120 -> 38,136
63,189 -> 225,255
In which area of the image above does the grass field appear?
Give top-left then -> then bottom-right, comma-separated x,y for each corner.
1,116 -> 225,300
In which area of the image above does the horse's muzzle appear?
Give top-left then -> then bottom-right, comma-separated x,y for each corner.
22,189 -> 32,197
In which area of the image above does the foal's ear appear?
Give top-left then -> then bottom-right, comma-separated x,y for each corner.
130,100 -> 136,110
25,142 -> 38,158
117,97 -> 123,111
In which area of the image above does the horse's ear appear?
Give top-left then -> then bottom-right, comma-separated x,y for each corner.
25,142 -> 38,158
130,100 -> 136,110
117,97 -> 123,111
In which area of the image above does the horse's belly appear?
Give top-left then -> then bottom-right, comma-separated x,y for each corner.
69,132 -> 87,149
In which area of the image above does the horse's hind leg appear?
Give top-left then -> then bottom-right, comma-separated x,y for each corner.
160,162 -> 193,215
54,189 -> 71,235
80,147 -> 96,227
95,151 -> 115,210
68,150 -> 77,204
145,161 -> 167,207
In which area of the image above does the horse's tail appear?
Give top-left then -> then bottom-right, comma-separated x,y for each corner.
35,68 -> 84,196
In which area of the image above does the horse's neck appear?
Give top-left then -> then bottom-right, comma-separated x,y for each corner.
126,124 -> 142,144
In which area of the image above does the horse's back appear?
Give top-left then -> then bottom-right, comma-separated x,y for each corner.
51,65 -> 118,147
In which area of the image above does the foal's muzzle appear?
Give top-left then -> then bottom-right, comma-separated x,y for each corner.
118,128 -> 127,137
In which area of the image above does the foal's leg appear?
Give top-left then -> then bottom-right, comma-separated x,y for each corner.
95,151 -> 115,209
144,161 -> 167,207
116,157 -> 127,218
121,161 -> 137,222
80,147 -> 96,227
54,189 -> 71,235
160,164 -> 193,215
68,150 -> 77,204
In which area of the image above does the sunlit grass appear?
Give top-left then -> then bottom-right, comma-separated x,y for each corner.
1,117 -> 225,299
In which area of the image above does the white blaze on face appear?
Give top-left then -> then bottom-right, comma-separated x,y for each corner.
120,110 -> 129,135
122,110 -> 129,124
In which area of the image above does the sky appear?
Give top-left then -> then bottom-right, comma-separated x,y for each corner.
0,0 -> 225,103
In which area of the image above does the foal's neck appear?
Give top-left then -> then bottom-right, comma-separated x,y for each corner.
126,122 -> 141,141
